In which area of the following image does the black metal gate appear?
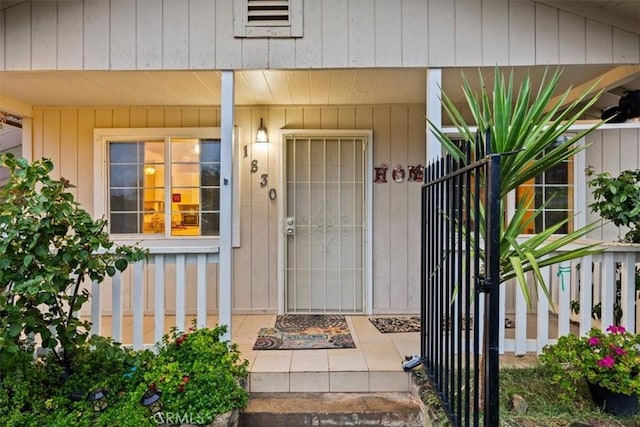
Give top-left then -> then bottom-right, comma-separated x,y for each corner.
420,134 -> 501,426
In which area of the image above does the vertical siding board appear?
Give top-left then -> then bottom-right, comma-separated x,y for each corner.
586,20 -> 613,64
481,0 -> 509,65
32,109 -> 44,164
182,108 -> 200,127
129,109 -> 148,127
374,0 -> 402,66
285,108 -> 303,128
428,0 -> 455,66
146,109 -> 165,127
388,106 -> 409,309
454,0 -> 482,66
77,110 -> 96,211
303,107 -> 321,128
559,12 -> 586,64
163,0 -> 190,69
112,109 -> 130,128
372,106 -> 391,310
401,0 -> 428,66
338,107 -> 356,129
242,39 -> 270,68
348,0 -> 375,67
508,0 -> 535,65
84,0 -> 110,69
266,110 -> 281,308
0,9 -> 5,69
295,0 -> 321,67
233,108 -> 253,310
613,29 -> 640,63
57,0 -> 84,69
60,110 -> 79,200
406,104 -> 425,309
601,130 -> 622,241
110,0 -> 137,69
250,109 -> 270,308
321,0 -> 349,67
619,128 -> 639,172
5,2 -> 31,70
268,38 -> 296,68
164,109 -> 182,127
31,1 -> 57,69
320,107 -> 338,128
43,110 -> 62,179
189,0 -> 216,68
215,1 -> 242,68
535,4 -> 559,64
136,0 -> 163,70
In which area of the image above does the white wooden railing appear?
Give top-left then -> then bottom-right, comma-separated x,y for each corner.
87,247 -> 220,350
499,241 -> 640,355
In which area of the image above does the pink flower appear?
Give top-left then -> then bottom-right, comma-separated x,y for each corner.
607,325 -> 626,334
598,355 -> 615,368
588,337 -> 600,346
614,346 -> 627,356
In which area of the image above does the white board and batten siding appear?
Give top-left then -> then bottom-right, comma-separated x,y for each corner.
1,0 -> 639,71
32,104 -> 426,316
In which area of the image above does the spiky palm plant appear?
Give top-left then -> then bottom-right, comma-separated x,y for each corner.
428,67 -> 605,306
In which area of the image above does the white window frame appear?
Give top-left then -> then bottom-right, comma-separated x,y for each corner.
94,127 -> 240,249
234,0 -> 303,38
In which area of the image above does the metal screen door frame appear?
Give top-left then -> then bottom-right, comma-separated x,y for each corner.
277,130 -> 373,315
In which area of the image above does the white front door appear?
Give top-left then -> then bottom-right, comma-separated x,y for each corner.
283,134 -> 368,313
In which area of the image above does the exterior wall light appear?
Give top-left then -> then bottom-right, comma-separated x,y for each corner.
255,118 -> 268,143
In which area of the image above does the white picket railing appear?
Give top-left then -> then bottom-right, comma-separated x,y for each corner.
88,246 -> 220,350
500,240 -> 640,355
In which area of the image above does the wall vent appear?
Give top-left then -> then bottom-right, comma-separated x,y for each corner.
248,0 -> 289,26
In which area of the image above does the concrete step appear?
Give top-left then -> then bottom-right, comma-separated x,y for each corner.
238,392 -> 424,427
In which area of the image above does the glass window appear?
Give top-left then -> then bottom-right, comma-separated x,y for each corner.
108,137 -> 221,237
515,138 -> 574,234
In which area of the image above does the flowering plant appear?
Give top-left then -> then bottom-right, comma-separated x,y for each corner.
541,325 -> 640,400
134,320 -> 249,424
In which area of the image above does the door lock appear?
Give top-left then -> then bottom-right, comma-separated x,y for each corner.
285,217 -> 296,235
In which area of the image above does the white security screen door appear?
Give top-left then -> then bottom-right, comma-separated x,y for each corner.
284,135 -> 366,313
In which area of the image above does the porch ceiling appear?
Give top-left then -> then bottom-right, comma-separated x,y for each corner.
0,65 -> 639,120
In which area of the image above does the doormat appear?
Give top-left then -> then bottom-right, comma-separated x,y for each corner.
369,316 -> 421,333
253,315 -> 356,350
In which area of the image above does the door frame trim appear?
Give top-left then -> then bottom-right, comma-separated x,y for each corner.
277,129 -> 373,315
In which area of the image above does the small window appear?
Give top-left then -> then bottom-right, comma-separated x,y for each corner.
94,127 -> 240,244
515,137 -> 574,234
234,0 -> 303,38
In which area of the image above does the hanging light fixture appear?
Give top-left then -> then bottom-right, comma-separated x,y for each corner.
255,118 -> 268,143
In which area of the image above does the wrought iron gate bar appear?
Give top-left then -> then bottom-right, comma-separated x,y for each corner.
420,132 -> 501,427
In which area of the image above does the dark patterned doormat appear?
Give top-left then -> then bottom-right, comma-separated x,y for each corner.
253,315 -> 356,350
369,316 -> 421,333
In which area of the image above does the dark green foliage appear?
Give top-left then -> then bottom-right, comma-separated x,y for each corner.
588,167 -> 640,243
0,154 -> 147,368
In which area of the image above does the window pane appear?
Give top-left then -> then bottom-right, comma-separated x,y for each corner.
201,213 -> 219,236
110,165 -> 139,188
110,144 -> 138,163
110,213 -> 139,233
545,163 -> 568,184
545,211 -> 568,233
110,189 -> 139,211
201,164 -> 220,186
546,186 -> 568,209
201,140 -> 221,162
201,188 -> 220,211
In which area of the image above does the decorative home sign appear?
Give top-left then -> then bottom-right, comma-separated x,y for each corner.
374,164 -> 388,183
408,165 -> 424,182
392,164 -> 405,183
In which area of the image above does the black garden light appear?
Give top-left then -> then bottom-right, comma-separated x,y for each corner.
87,388 -> 108,412
141,387 -> 162,414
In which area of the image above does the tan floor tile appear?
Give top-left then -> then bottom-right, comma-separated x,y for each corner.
290,372 -> 330,392
329,371 -> 369,392
290,350 -> 328,371
388,332 -> 420,343
369,371 -> 411,392
393,341 -> 420,359
250,372 -> 289,393
235,314 -> 276,334
252,352 -> 292,372
364,356 -> 403,371
328,353 -> 368,371
359,342 -> 399,356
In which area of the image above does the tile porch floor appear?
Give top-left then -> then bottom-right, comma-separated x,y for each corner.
91,314 -> 420,394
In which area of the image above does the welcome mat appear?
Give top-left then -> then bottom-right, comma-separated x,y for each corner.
369,316 -> 515,333
253,314 -> 356,350
369,316 -> 421,333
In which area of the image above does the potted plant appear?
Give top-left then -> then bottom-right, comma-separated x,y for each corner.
540,325 -> 640,416
132,321 -> 250,427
